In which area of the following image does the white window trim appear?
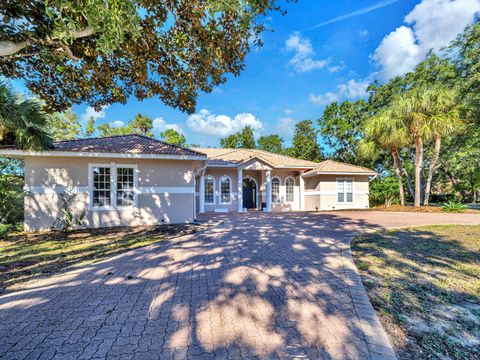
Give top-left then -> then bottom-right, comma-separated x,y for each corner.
204,175 -> 215,205
284,176 -> 295,203
271,176 -> 281,203
88,163 -> 139,211
336,177 -> 354,204
219,175 -> 232,205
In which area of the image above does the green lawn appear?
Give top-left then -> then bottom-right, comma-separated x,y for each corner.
352,225 -> 480,360
0,223 -> 208,294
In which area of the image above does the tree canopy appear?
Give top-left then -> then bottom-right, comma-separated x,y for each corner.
160,129 -> 186,148
0,0 -> 283,113
257,134 -> 284,154
286,120 -> 322,162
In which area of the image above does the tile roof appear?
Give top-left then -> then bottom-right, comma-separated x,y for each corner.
2,134 -> 206,157
304,160 -> 377,176
191,148 -> 319,168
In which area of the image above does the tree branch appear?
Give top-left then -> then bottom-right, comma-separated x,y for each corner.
0,28 -> 95,57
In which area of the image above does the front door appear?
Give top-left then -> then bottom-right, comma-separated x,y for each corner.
242,178 -> 257,209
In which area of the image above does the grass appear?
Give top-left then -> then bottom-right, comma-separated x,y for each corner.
352,225 -> 480,360
0,223 -> 209,294
371,204 -> 480,214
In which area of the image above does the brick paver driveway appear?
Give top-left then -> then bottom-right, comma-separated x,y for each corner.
1,211 -> 479,360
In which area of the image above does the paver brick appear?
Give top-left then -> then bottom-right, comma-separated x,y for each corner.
3,211 -> 475,359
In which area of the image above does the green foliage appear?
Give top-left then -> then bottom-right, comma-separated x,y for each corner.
220,126 -> 256,149
220,134 -> 240,148
369,177 -> 401,207
289,120 -> 322,162
0,0 -> 282,113
84,116 -> 95,137
98,113 -> 154,137
47,109 -> 82,140
160,129 -> 186,147
0,224 -> 13,238
257,134 -> 283,154
0,166 -> 24,224
238,126 -> 256,149
442,201 -> 468,213
130,114 -> 154,137
53,190 -> 87,230
318,100 -> 367,164
0,80 -> 52,150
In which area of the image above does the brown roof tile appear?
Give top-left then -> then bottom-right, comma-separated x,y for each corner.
192,148 -> 319,168
6,134 -> 206,157
304,160 -> 377,175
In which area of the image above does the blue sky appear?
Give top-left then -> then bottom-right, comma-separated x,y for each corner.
14,0 -> 480,148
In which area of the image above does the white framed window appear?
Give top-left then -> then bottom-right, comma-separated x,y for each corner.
204,176 -> 215,204
117,167 -> 135,207
285,177 -> 295,203
220,176 -> 231,204
272,177 -> 280,203
89,163 -> 138,210
337,178 -> 353,203
92,167 -> 111,207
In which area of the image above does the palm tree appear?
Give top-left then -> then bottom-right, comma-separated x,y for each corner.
360,110 -> 411,206
392,87 -> 464,206
0,80 -> 52,149
419,88 -> 464,205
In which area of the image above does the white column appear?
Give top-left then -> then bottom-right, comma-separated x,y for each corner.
299,171 -> 305,211
265,170 -> 272,212
199,172 -> 205,214
237,168 -> 243,212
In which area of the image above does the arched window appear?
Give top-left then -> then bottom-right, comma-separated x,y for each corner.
220,176 -> 231,204
285,177 -> 295,202
204,176 -> 214,204
272,177 -> 280,203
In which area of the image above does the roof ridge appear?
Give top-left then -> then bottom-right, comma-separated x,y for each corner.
53,134 -> 139,143
319,159 -> 374,172
251,149 -> 318,165
53,134 -> 204,156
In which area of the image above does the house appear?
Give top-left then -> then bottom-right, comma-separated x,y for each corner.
0,134 -> 377,231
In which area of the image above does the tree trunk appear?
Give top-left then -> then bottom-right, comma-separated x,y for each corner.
391,148 -> 405,206
424,135 -> 442,206
414,136 -> 424,207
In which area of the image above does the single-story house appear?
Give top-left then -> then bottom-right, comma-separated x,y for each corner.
0,134 -> 377,231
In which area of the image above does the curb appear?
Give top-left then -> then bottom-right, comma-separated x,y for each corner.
341,236 -> 398,360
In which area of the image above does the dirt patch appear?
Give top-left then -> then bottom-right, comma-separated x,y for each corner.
352,225 -> 480,359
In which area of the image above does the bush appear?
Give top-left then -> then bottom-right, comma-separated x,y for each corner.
442,201 -> 468,213
0,173 -> 24,224
369,176 -> 401,207
0,223 -> 13,238
429,193 -> 456,203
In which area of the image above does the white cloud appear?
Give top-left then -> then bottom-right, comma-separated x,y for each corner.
187,109 -> 263,137
309,79 -> 370,105
110,120 -> 125,128
285,32 -> 329,73
283,108 -> 294,115
276,117 -> 296,139
80,105 -> 109,123
152,117 -> 183,134
373,0 -> 480,79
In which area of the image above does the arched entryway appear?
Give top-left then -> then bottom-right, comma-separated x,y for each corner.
242,178 -> 257,209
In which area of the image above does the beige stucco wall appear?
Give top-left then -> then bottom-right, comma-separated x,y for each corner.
24,156 -> 197,231
197,168 -> 302,213
304,174 -> 370,211
197,168 -> 239,213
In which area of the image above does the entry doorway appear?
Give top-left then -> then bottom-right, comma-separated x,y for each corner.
242,178 -> 257,210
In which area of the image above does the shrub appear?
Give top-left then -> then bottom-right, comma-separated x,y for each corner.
0,174 -> 24,225
0,224 -> 13,238
52,189 -> 87,230
442,201 -> 468,213
369,176 -> 401,207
